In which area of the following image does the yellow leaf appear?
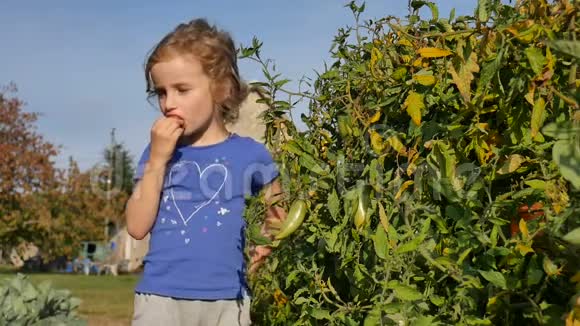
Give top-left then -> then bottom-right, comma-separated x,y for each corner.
546,180 -> 570,214
412,58 -> 423,67
370,47 -> 383,77
525,84 -> 536,105
413,74 -> 436,86
566,311 -> 580,326
371,47 -> 383,63
531,97 -> 546,138
395,180 -> 414,200
519,219 -> 529,240
516,243 -> 535,255
487,296 -> 498,307
403,91 -> 424,126
506,21 -> 540,43
546,47 -> 555,71
475,123 -> 489,132
387,136 -> 407,155
406,148 -> 419,176
570,271 -> 580,283
392,66 -> 408,81
398,38 -> 414,47
565,312 -> 580,326
378,202 -> 389,233
418,47 -> 453,58
369,111 -> 381,124
475,138 -> 494,164
497,154 -> 525,174
448,51 -> 480,103
401,55 -> 412,64
543,256 -> 562,277
369,130 -> 385,154
407,162 -> 417,176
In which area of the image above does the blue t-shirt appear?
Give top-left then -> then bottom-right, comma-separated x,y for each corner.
133,133 -> 278,300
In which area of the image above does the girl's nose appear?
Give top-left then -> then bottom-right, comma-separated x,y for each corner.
164,95 -> 177,111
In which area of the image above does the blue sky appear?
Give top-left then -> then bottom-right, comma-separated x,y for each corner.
0,0 -> 476,170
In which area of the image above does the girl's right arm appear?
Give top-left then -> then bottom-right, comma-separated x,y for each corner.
125,117 -> 183,240
125,160 -> 167,240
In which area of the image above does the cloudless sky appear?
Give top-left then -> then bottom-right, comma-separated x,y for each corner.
0,0 -> 476,170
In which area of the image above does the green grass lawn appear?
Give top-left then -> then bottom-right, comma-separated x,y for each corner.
1,270 -> 139,325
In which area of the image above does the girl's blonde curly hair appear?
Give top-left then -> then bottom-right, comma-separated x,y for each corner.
145,18 -> 248,124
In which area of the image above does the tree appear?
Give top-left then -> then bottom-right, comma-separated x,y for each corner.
92,129 -> 134,239
0,84 -> 59,253
0,86 -> 133,262
102,129 -> 135,197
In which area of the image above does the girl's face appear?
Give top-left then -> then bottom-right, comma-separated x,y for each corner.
150,54 -> 221,137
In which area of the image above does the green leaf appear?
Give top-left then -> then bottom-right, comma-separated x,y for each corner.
286,270 -> 300,289
282,140 -> 304,155
479,270 -> 507,289
477,0 -> 490,22
274,79 -> 291,89
548,40 -> 580,60
21,282 -> 37,302
411,1 -> 439,21
478,52 -> 502,91
387,224 -> 399,242
527,266 -> 543,286
429,213 -> 449,234
310,308 -> 332,320
457,248 -> 472,265
490,225 -> 498,247
294,296 -> 315,305
299,153 -> 327,175
389,282 -> 423,301
373,225 -> 389,260
552,139 -> 580,189
562,227 -> 580,245
524,179 -> 547,190
328,190 -> 340,220
525,46 -> 546,75
247,224 -> 272,246
531,97 -> 547,138
396,218 -> 431,254
427,142 -> 462,201
429,295 -> 445,307
363,307 -> 383,326
543,121 -> 580,140
429,142 -> 456,180
412,315 -> 438,326
325,226 -> 341,253
464,316 -> 493,325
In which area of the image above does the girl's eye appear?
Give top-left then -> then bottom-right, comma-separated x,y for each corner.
155,90 -> 166,98
177,88 -> 190,94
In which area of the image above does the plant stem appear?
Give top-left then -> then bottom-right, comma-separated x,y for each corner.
549,85 -> 578,109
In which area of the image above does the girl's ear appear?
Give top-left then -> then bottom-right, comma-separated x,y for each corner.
210,79 -> 233,106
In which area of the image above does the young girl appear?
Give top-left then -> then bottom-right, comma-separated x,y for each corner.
125,18 -> 285,325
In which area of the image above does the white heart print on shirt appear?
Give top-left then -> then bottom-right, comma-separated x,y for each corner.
169,161 -> 227,226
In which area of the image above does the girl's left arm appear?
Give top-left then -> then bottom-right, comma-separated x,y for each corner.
248,177 -> 286,274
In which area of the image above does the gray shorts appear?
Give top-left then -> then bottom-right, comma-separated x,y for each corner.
132,293 -> 252,326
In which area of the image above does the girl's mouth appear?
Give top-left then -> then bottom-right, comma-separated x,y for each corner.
166,112 -> 184,121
